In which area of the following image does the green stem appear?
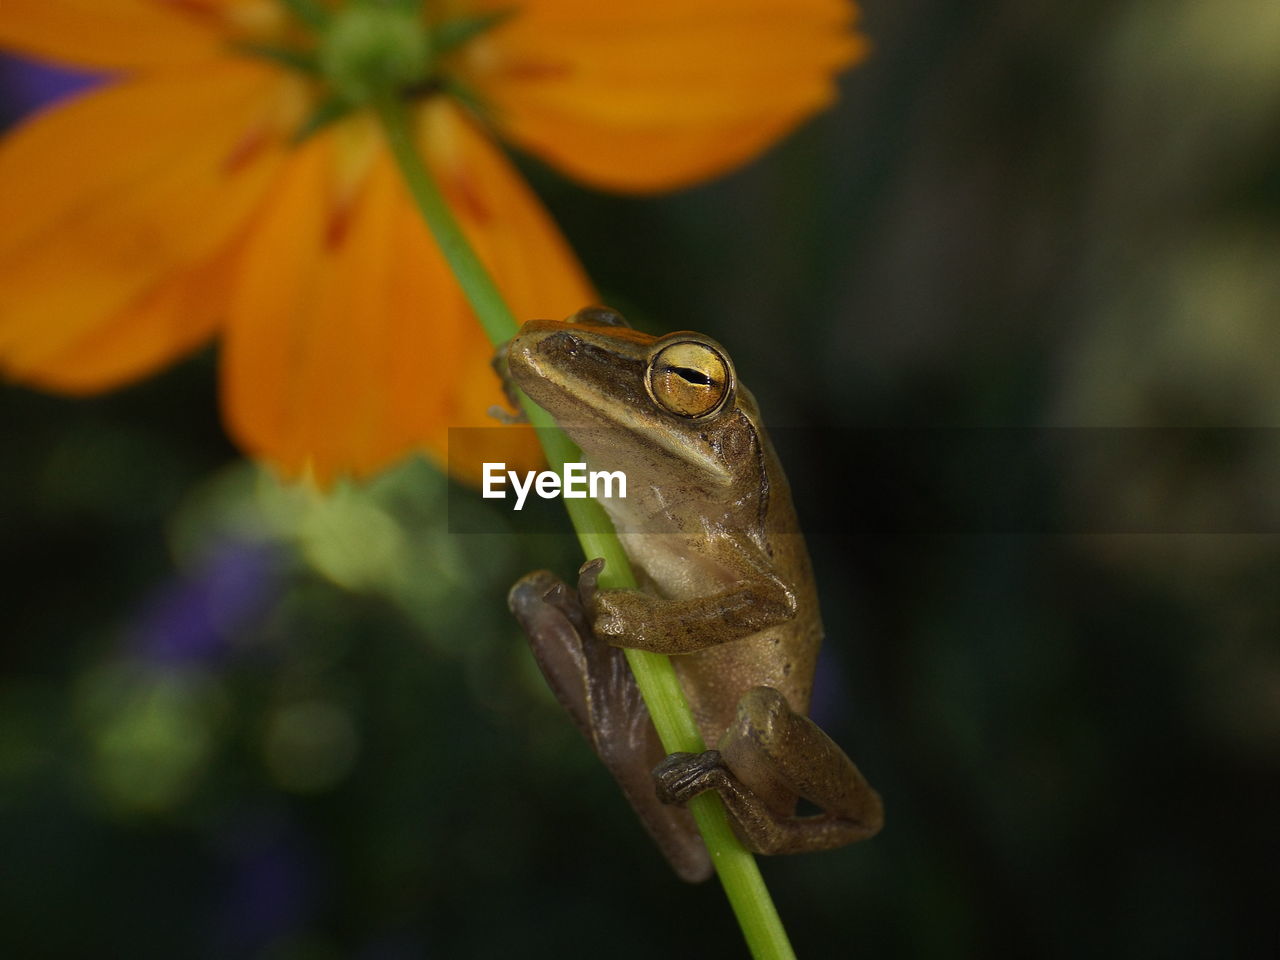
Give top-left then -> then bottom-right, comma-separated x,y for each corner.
377,95 -> 796,960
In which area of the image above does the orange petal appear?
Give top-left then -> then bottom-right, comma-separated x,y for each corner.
0,63 -> 288,392
225,128 -> 441,484
21,239 -> 240,392
222,102 -> 593,486
467,0 -> 868,192
0,0 -> 239,71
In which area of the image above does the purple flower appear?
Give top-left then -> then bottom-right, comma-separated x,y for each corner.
0,53 -> 103,121
131,540 -> 280,668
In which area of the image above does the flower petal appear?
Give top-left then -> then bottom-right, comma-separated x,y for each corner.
469,0 -> 869,192
223,102 -> 591,484
420,99 -> 597,482
19,240 -> 240,392
0,63 -> 287,391
0,0 -> 237,71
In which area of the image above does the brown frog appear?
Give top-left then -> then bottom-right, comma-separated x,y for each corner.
506,307 -> 882,882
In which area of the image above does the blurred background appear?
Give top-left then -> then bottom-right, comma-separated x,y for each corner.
3,0 -> 1278,956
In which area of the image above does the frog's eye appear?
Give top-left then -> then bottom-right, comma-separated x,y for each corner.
646,340 -> 733,418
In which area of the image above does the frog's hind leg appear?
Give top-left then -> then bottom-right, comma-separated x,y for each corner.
508,571 -> 712,882
654,686 -> 883,855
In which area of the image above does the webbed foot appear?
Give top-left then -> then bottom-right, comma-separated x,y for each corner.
654,750 -> 731,805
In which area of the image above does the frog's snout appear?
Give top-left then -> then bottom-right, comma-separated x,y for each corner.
505,320 -> 562,389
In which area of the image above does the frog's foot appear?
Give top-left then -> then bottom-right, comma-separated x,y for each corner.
486,403 -> 527,425
577,557 -> 651,645
508,571 -> 712,883
654,751 -> 732,804
489,341 -> 528,424
655,687 -> 884,856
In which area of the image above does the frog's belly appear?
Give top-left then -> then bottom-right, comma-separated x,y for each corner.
673,626 -> 819,747
617,531 -> 822,741
616,531 -> 729,602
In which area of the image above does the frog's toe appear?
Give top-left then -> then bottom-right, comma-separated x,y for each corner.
486,403 -> 527,425
576,557 -> 605,604
509,571 -> 585,636
542,579 -> 571,607
577,557 -> 614,630
508,571 -> 560,613
489,342 -> 528,421
654,750 -> 726,805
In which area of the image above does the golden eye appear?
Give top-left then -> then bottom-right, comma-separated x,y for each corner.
646,340 -> 732,418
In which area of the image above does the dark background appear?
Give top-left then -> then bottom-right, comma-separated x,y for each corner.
3,1 -> 1278,956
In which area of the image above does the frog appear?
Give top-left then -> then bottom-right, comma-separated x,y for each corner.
505,306 -> 883,882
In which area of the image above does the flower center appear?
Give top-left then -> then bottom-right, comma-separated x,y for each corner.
318,1 -> 431,105
237,1 -> 510,138
235,0 -> 509,138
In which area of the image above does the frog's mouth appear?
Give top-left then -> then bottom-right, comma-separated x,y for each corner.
508,320 -> 651,428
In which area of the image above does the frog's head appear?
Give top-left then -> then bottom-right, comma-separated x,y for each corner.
507,307 -> 761,487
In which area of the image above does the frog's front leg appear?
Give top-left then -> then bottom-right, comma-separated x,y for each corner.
578,558 -> 797,655
508,571 -> 713,882
655,686 -> 884,855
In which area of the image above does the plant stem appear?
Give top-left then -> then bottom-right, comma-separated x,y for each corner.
377,95 -> 796,960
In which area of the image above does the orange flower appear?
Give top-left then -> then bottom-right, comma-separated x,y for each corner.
0,0 -> 866,484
